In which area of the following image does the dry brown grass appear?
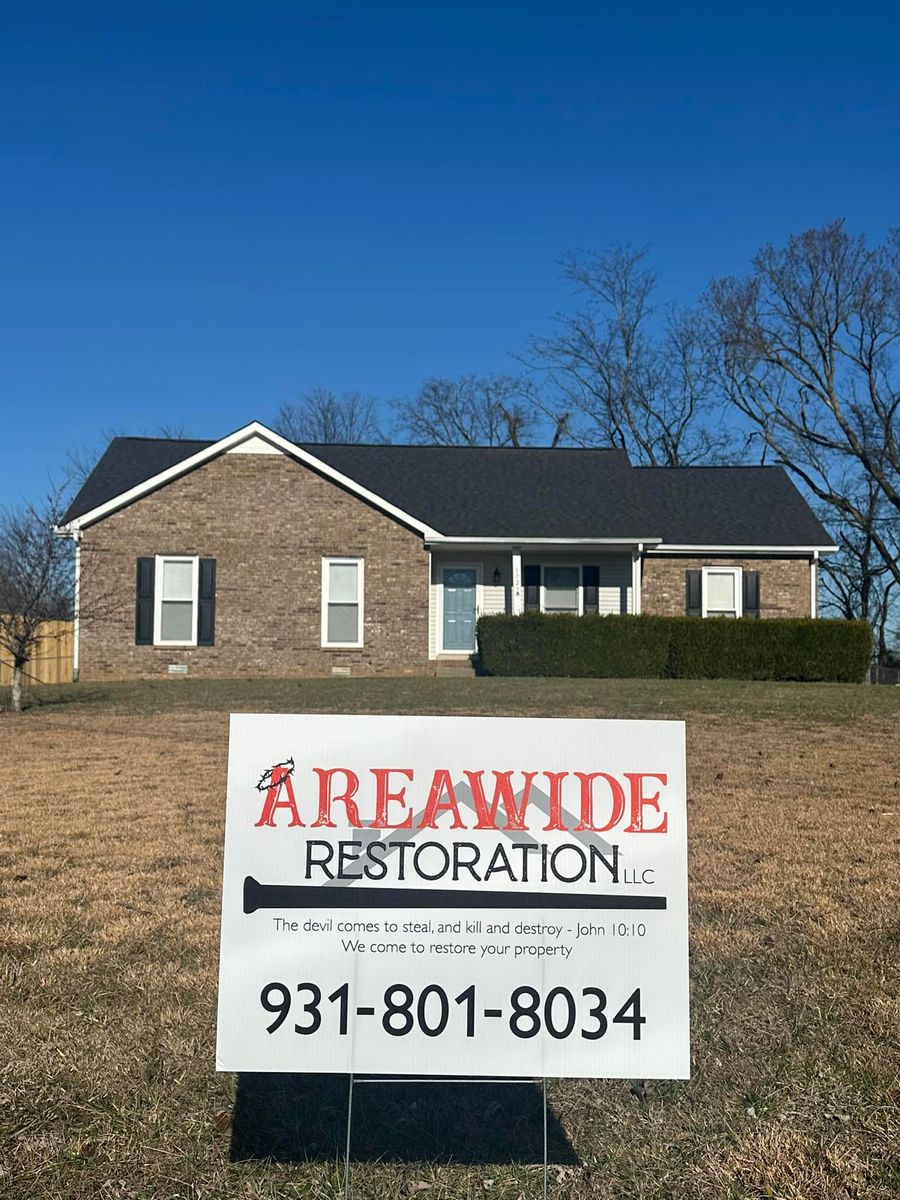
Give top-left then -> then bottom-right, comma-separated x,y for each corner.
1,678 -> 899,1198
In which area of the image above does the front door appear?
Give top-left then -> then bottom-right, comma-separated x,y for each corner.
442,568 -> 477,651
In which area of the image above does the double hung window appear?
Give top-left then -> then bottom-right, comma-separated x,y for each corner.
322,558 -> 364,647
543,566 -> 581,614
154,556 -> 199,645
701,567 -> 742,618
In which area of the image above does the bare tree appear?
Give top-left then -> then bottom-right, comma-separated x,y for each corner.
529,246 -> 731,464
274,389 -> 384,443
0,491 -> 74,713
707,220 -> 900,605
817,481 -> 897,657
394,375 -> 553,447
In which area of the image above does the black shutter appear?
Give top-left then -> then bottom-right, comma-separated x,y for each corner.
685,569 -> 702,617
135,557 -> 155,644
197,558 -> 217,645
583,565 -> 600,614
743,570 -> 760,619
524,565 -> 540,613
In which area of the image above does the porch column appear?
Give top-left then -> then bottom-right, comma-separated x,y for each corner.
631,544 -> 643,615
511,547 -> 524,615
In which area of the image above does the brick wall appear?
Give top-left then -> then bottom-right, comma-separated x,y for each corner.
641,556 -> 812,618
79,451 -> 430,679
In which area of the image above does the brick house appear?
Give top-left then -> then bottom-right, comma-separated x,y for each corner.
58,422 -> 836,680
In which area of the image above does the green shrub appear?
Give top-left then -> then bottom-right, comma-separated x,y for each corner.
477,614 -> 672,679
666,617 -> 872,682
476,614 -> 872,683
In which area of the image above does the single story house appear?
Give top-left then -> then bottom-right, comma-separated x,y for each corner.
58,421 -> 836,680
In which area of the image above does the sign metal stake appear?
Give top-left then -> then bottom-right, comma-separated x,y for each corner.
343,1073 -> 354,1200
542,1076 -> 549,1200
341,1076 -> 550,1199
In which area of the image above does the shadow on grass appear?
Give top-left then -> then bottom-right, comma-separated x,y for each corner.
0,684 -> 107,713
230,1073 -> 578,1165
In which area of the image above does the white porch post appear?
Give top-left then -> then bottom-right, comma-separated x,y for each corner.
427,546 -> 435,659
511,547 -> 524,615
631,543 -> 643,615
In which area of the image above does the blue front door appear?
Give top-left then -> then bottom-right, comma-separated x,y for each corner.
443,568 -> 477,651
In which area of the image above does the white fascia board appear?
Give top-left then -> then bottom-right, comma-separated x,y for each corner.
648,543 -> 839,555
426,536 -> 663,548
57,421 -> 442,539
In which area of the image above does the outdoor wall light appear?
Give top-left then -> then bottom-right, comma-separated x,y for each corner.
492,567 -> 502,585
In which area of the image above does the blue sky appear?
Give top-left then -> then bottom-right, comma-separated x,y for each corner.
2,1 -> 899,507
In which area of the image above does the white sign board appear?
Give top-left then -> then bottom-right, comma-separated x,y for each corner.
216,714 -> 689,1079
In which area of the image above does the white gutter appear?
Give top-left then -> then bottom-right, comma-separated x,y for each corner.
426,536 -> 663,547
646,544 -> 839,555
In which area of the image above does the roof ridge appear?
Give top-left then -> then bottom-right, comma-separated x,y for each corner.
302,441 -> 627,453
635,463 -> 781,471
112,435 -> 214,444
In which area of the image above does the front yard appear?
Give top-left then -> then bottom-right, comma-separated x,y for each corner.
1,677 -> 898,1198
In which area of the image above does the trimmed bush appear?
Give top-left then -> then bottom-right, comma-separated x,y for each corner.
666,617 -> 872,682
477,613 -> 872,683
476,614 -> 672,679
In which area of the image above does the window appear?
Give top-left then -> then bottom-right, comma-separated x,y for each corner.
542,566 -> 581,614
322,558 -> 364,647
154,556 -> 199,645
701,567 -> 742,618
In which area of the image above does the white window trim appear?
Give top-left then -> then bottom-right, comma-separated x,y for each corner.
701,566 -> 743,618
321,557 -> 365,649
153,555 -> 199,647
539,564 -> 583,616
438,562 -> 482,655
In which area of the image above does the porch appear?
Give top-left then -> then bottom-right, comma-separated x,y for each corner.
426,540 -> 655,661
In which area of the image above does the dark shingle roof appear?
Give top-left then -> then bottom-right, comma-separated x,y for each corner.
63,437 -> 214,525
306,443 -> 639,537
632,466 -> 832,546
61,435 -> 834,546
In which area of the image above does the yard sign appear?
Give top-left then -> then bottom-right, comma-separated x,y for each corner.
216,713 -> 689,1079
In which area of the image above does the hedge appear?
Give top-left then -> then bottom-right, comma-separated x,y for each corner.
476,614 -> 872,683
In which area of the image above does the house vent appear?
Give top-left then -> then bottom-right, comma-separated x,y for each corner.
331,665 -> 352,677
168,663 -> 188,675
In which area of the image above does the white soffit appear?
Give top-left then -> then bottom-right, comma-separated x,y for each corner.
226,435 -> 285,455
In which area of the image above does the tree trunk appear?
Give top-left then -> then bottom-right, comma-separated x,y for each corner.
11,661 -> 23,713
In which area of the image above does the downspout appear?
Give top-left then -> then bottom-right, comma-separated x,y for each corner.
73,530 -> 82,681
810,550 -> 819,620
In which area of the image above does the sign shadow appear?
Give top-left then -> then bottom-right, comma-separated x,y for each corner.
229,1072 -> 579,1165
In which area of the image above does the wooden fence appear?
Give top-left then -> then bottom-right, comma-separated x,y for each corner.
869,664 -> 900,686
0,620 -> 74,687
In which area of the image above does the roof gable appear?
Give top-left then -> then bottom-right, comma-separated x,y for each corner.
59,423 -> 441,538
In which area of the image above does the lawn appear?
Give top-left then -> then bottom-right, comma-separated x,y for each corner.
1,677 -> 898,1199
